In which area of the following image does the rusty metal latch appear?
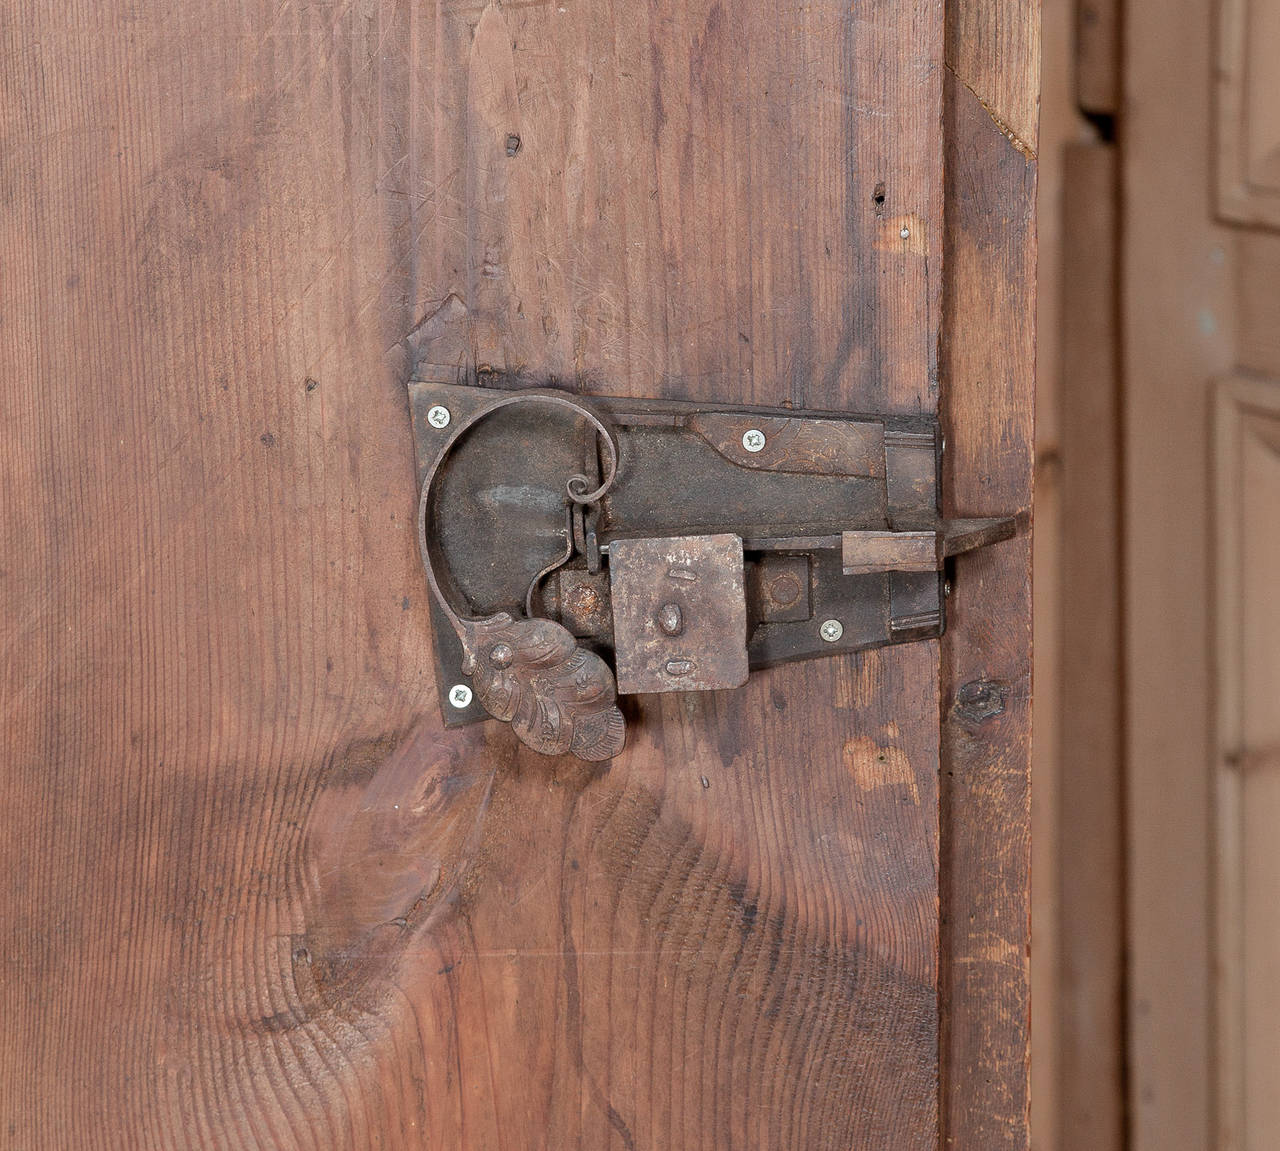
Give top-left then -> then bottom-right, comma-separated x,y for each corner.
411,379 -> 1015,761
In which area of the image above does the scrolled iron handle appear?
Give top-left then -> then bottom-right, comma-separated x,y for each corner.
417,390 -> 626,762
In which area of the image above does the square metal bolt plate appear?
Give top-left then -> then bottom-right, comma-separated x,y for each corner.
609,534 -> 750,694
748,554 -> 812,622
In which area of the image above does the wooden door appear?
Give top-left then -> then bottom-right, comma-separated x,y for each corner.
1117,0 -> 1280,1138
1213,7 -> 1280,1149
0,0 -> 1036,1147
1123,0 -> 1280,1142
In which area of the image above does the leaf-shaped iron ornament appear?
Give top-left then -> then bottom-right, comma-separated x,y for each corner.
461,614 -> 626,761
418,390 -> 626,762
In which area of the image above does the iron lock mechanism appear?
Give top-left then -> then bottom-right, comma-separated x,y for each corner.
411,378 -> 1015,761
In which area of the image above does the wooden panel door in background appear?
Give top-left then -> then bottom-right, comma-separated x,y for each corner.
1216,377 -> 1280,1151
1125,0 -> 1280,1139
0,0 -> 1036,1147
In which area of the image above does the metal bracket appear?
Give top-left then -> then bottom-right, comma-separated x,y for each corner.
410,378 -> 1016,761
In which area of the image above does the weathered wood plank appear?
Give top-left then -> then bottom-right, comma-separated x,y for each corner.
444,0 -> 943,416
399,0 -> 947,1143
0,0 -> 434,1143
0,0 -> 956,1146
946,0 -> 1041,162
938,9 -> 1038,1140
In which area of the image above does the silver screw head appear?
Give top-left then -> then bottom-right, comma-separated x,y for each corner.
447,683 -> 473,708
819,618 -> 844,643
427,404 -> 451,430
741,428 -> 767,453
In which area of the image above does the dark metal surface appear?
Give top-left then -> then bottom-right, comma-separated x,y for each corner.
410,378 -> 1017,751
748,554 -> 813,623
686,412 -> 885,476
414,388 -> 626,758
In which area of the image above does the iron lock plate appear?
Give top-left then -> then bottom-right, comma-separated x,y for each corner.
410,377 -> 1015,754
609,534 -> 749,694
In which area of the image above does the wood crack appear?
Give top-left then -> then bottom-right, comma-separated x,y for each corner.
945,63 -> 1038,161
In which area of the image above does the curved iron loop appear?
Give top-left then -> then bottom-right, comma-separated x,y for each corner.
524,506 -> 576,619
417,389 -> 626,762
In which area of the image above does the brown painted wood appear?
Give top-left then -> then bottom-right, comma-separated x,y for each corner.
1238,234 -> 1280,379
939,0 -> 1039,1137
1028,0 -> 1083,1128
1217,0 -> 1280,228
1,0 -> 1035,1142
1057,139 -> 1125,1151
1124,0 -> 1235,1135
1076,0 -> 1119,115
1214,375 -> 1280,1150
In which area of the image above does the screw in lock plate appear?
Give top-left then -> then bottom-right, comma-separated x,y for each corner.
656,603 -> 685,636
412,379 -> 1018,759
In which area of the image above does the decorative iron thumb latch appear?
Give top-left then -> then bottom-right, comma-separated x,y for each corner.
411,379 -> 1015,761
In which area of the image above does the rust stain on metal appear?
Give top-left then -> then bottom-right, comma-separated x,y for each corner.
748,554 -> 811,623
556,569 -> 613,639
609,534 -> 749,694
842,530 -> 940,576
688,412 -> 885,477
656,603 -> 685,635
409,379 -> 1018,751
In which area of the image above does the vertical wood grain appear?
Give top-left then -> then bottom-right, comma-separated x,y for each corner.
0,1 -> 439,1144
446,0 -> 943,416
0,0 -> 962,1146
939,0 -> 1039,1137
402,0 -> 947,1143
